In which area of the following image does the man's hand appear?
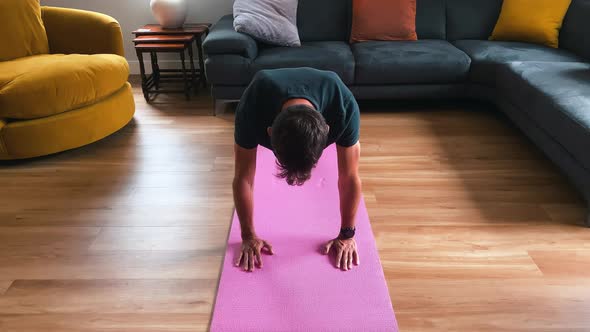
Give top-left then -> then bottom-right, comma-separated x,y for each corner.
323,238 -> 360,271
235,237 -> 274,272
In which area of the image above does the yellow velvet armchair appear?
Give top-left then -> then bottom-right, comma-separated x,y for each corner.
0,2 -> 135,160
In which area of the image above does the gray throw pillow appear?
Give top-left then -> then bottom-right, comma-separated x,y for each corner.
233,0 -> 301,47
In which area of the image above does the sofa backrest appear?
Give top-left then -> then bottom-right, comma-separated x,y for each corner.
297,0 -> 447,41
296,0 -> 492,42
560,0 -> 590,60
296,0 -> 587,51
416,0 -> 446,39
297,0 -> 351,42
445,0 -> 503,41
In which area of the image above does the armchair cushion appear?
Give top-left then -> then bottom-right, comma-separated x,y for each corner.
41,6 -> 124,56
0,0 -> 49,61
204,15 -> 259,60
0,54 -> 129,120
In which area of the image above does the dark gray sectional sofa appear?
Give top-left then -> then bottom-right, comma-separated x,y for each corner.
203,0 -> 590,225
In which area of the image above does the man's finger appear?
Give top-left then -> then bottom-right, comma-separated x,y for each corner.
353,250 -> 360,265
235,251 -> 243,267
255,248 -> 263,268
242,251 -> 249,271
323,240 -> 333,255
348,251 -> 353,270
341,250 -> 348,271
335,248 -> 343,268
262,241 -> 274,255
248,251 -> 254,272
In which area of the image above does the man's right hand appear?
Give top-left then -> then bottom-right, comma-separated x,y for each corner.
235,237 -> 274,272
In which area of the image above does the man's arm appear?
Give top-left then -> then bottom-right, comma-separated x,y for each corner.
334,95 -> 361,229
233,144 -> 274,272
323,142 -> 362,271
233,144 -> 258,240
336,142 -> 362,230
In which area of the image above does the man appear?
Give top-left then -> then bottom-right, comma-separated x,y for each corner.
233,67 -> 361,272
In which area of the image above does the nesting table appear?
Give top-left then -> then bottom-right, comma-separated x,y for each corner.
132,24 -> 211,102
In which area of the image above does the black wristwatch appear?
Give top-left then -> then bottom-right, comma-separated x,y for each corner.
338,227 -> 356,240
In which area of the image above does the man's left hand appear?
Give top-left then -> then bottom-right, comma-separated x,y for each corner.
323,238 -> 360,271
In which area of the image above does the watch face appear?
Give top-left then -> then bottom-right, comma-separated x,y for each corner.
341,228 -> 355,238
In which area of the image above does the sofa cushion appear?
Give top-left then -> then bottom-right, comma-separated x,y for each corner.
560,0 -> 590,60
0,0 -> 49,61
416,0 -> 446,39
352,40 -> 471,85
350,0 -> 417,43
252,42 -> 355,84
0,54 -> 129,120
233,0 -> 300,47
446,0 -> 502,41
297,0 -> 351,42
498,61 -> 590,171
453,40 -> 583,86
489,0 -> 572,49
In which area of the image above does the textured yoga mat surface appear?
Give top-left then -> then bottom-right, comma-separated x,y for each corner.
210,145 -> 397,332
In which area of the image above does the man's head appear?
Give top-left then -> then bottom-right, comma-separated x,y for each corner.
269,104 -> 329,186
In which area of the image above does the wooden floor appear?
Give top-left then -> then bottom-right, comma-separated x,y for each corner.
1,80 -> 589,332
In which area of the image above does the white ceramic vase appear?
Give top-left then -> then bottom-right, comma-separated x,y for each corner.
150,0 -> 188,29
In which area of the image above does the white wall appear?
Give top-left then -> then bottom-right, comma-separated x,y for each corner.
41,0 -> 233,74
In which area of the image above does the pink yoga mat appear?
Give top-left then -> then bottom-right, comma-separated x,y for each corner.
210,144 -> 398,332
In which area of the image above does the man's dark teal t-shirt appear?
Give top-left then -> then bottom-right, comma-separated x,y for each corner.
234,68 -> 360,150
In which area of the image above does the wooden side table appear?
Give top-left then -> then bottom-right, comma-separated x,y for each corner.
134,41 -> 195,101
134,35 -> 197,90
133,24 -> 211,93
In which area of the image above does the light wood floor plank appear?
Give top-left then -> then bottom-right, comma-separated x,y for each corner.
529,250 -> 590,278
368,203 -> 552,226
542,204 -> 588,225
0,227 -> 101,256
382,250 -> 543,279
0,251 -> 222,280
0,281 -> 12,296
89,226 -> 229,251
0,314 -> 210,332
374,225 -> 590,251
391,279 -> 590,332
0,206 -> 233,227
0,279 -> 216,314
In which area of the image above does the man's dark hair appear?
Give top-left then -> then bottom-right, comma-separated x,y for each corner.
271,104 -> 329,186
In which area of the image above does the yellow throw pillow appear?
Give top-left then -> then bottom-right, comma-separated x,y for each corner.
490,0 -> 572,48
0,0 -> 49,61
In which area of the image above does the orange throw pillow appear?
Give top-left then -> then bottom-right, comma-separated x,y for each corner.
350,0 -> 417,43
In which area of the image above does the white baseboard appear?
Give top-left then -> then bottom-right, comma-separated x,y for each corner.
128,59 -> 198,75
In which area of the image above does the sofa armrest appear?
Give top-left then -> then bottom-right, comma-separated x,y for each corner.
41,6 -> 125,56
203,15 -> 258,60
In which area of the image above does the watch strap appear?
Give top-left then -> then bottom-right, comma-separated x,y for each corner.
338,227 -> 356,239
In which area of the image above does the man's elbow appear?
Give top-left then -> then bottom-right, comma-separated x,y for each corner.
338,174 -> 362,189
233,175 -> 254,191
232,176 -> 242,191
